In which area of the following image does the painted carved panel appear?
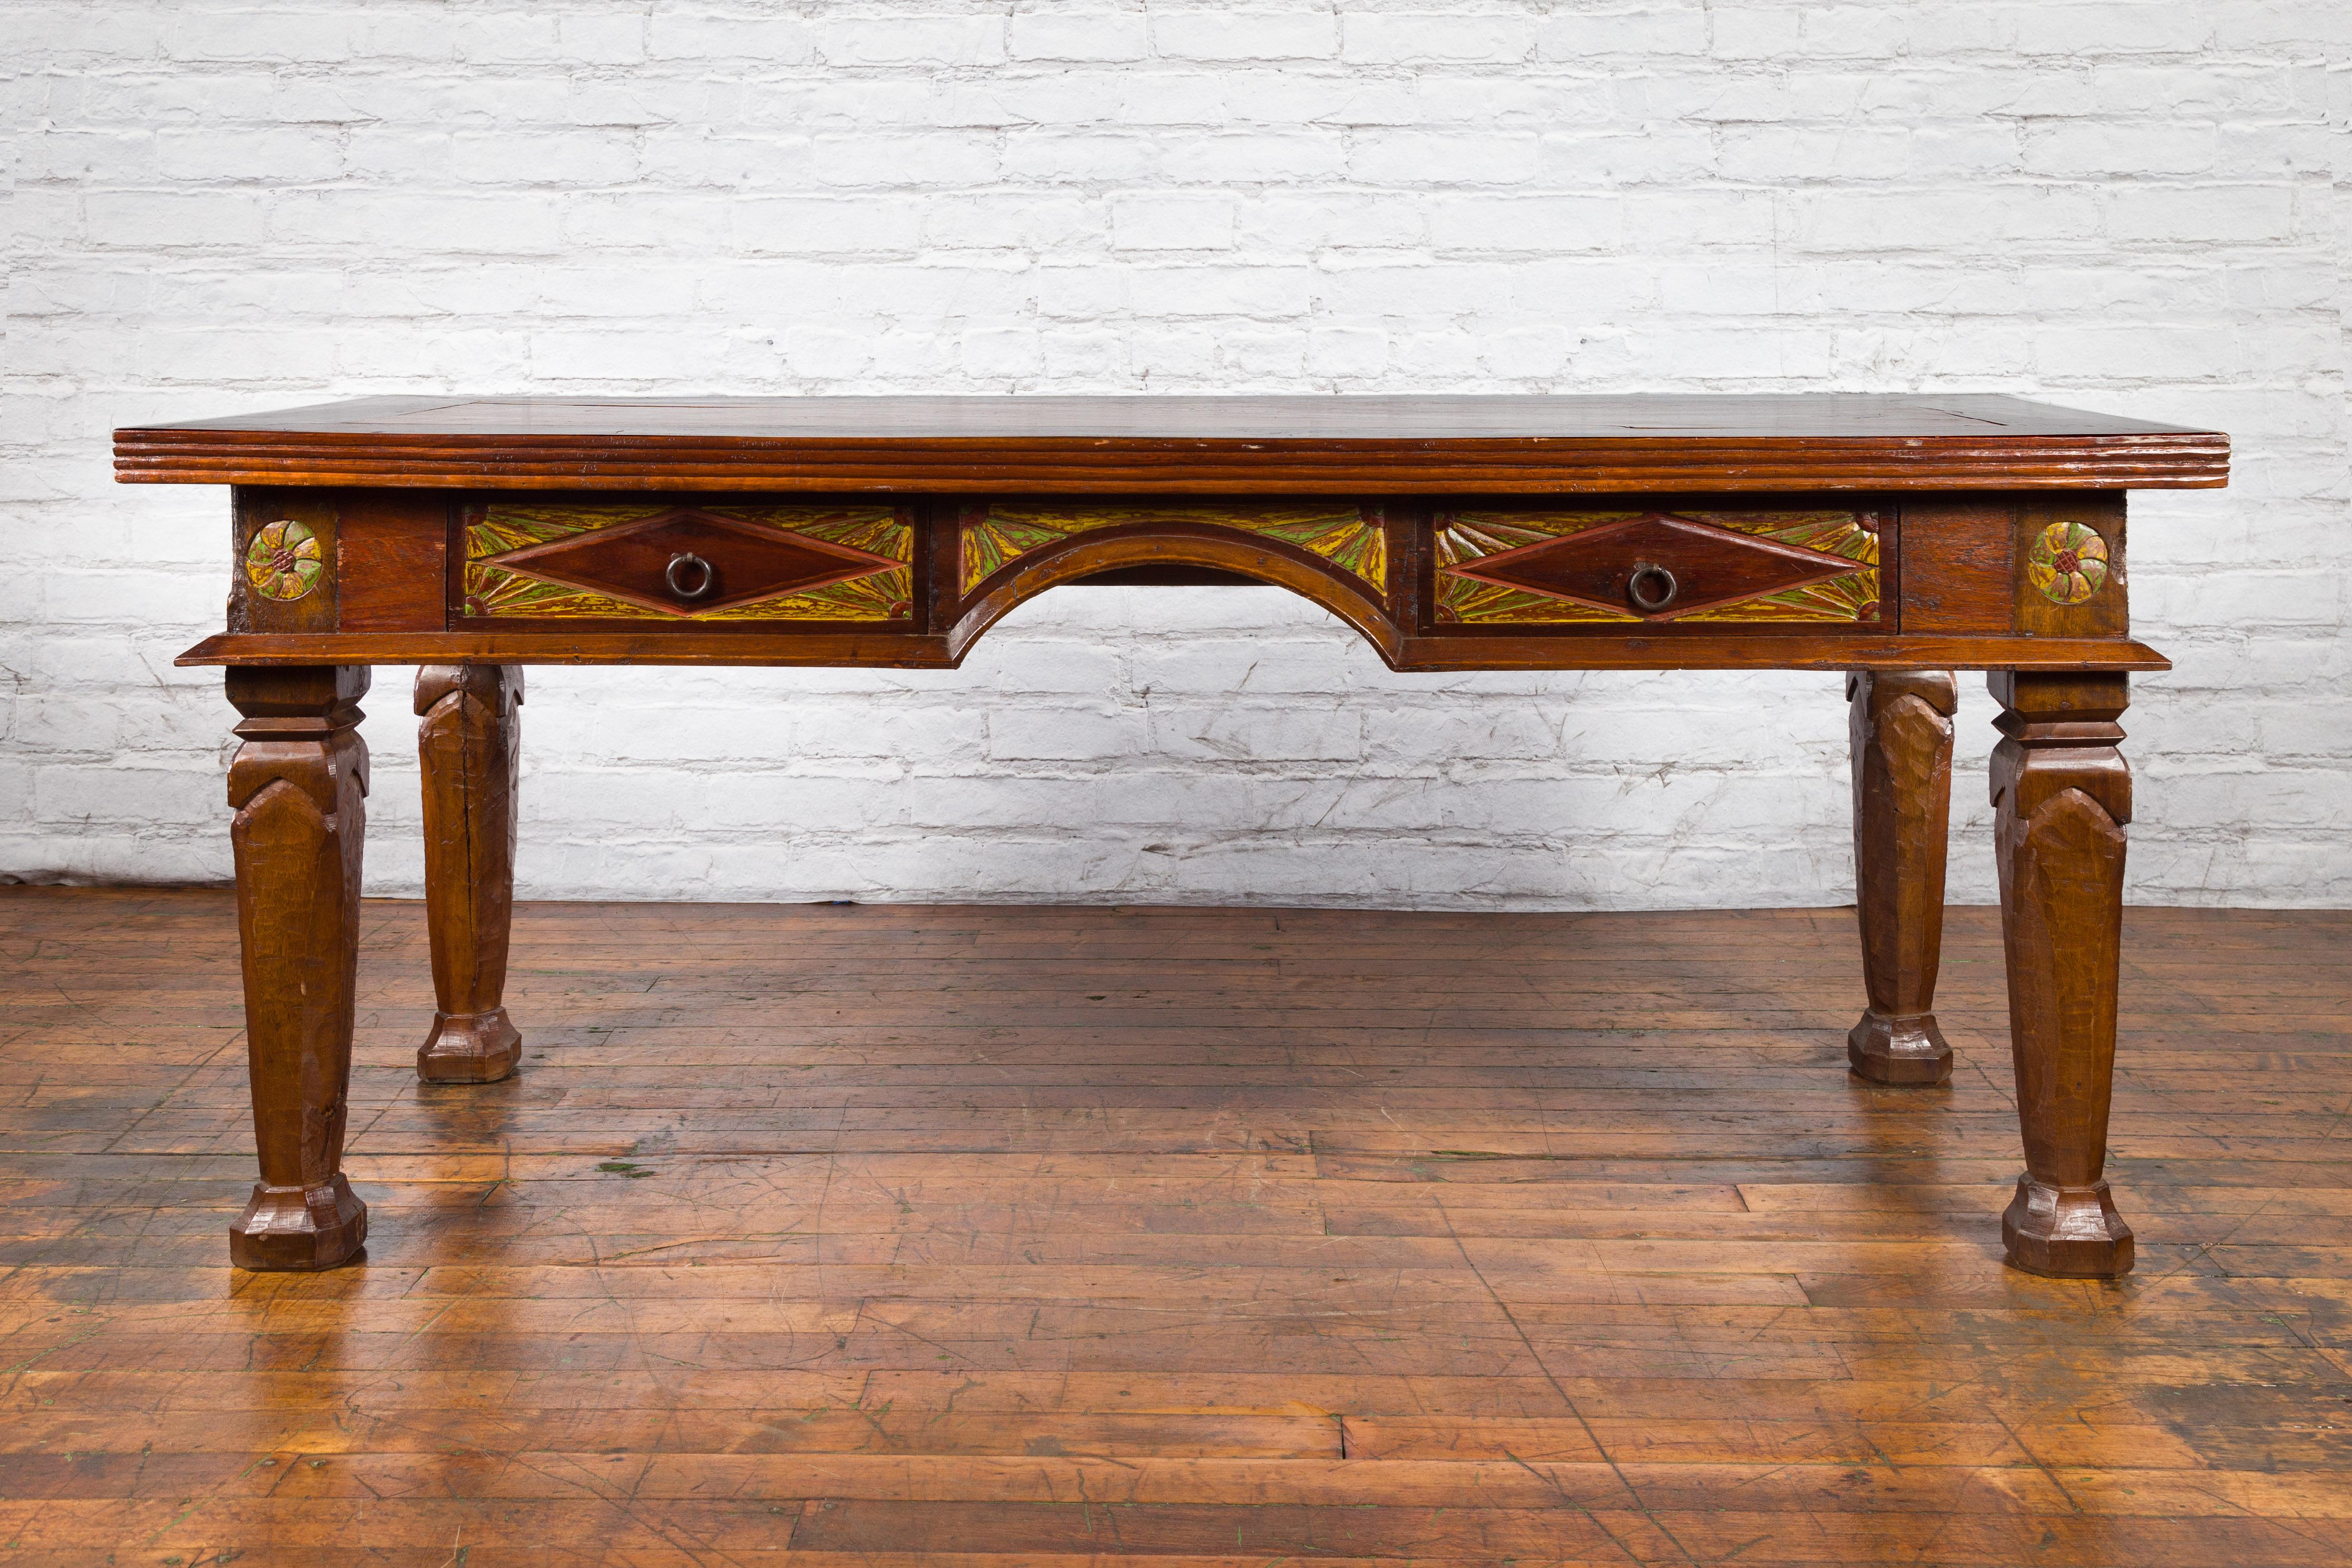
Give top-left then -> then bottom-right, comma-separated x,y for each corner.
1434,508 -> 1881,626
958,502 -> 1387,598
461,502 -> 915,622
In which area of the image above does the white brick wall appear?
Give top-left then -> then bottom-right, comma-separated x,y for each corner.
5,1 -> 2347,909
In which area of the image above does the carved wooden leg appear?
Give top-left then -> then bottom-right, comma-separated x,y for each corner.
226,666 -> 370,1271
416,665 -> 525,1085
1990,671 -> 2134,1278
1847,669 -> 1957,1084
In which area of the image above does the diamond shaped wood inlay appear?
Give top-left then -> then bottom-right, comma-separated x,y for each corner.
1441,512 -> 1861,621
482,508 -> 902,618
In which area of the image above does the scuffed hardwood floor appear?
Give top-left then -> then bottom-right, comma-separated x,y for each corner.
2,887 -> 2349,1566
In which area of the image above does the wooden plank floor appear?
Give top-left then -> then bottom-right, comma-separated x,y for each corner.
2,888 -> 2349,1567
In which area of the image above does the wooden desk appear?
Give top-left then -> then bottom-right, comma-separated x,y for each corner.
115,394 -> 2228,1279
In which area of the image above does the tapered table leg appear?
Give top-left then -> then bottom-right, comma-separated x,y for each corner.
415,665 -> 525,1085
226,666 -> 371,1271
1990,671 -> 2134,1278
1847,669 -> 1958,1084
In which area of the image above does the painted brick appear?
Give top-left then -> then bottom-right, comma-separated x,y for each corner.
987,708 -> 1153,763
1151,12 -> 1336,62
1001,131 -> 1161,182
162,11 -> 352,63
814,14 -> 1007,67
1530,7 -> 1713,62
1341,13 -> 1537,64
1152,705 -> 1365,762
733,197 -> 926,255
1009,9 -> 1150,63
7,0 -> 2339,915
1113,194 -> 1238,251
1349,132 -> 1541,186
84,191 -> 267,248
1165,132 -> 1347,183
646,15 -> 817,64
556,14 -> 647,65
814,133 -> 1000,188
2103,184 -> 2301,244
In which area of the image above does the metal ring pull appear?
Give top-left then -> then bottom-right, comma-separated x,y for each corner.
665,552 -> 715,600
1626,561 -> 1679,613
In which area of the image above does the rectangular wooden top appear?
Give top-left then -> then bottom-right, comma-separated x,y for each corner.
115,392 -> 2227,494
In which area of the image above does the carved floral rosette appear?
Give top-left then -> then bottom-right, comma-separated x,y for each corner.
245,519 -> 324,602
2027,520 -> 2110,606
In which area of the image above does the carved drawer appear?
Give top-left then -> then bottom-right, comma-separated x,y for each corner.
1425,501 -> 1886,630
456,498 -> 921,626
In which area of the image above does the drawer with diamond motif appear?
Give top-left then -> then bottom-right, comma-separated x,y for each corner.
1423,501 -> 1888,630
455,497 -> 924,627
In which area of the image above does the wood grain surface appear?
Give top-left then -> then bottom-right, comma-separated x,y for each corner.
220,668 -> 370,1272
4,889 -> 2348,1565
1847,669 -> 1958,1085
1990,672 -> 2137,1278
413,666 -> 524,1087
113,393 -> 2229,492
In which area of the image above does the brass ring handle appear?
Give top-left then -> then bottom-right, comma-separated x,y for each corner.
1627,561 -> 1679,613
665,552 -> 715,600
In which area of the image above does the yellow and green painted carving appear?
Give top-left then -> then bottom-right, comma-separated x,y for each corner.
464,502 -> 912,621
246,519 -> 324,603
2027,519 -> 2108,606
959,502 -> 1387,597
1435,509 -> 1880,625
